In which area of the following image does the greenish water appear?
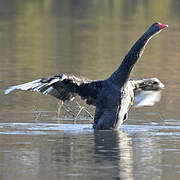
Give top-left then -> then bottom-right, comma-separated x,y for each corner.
0,0 -> 180,179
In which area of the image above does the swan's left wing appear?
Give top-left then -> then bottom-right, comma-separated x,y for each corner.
130,78 -> 164,107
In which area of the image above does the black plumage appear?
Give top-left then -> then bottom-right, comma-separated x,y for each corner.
5,22 -> 167,130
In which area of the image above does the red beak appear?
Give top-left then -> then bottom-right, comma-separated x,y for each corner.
157,23 -> 168,29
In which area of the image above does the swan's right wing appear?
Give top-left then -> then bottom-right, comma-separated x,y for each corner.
5,74 -> 101,106
133,90 -> 162,107
130,78 -> 164,107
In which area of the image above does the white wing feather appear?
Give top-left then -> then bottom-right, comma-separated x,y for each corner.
4,79 -> 43,94
134,90 -> 162,107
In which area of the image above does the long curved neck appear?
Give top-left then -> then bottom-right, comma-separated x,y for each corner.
109,30 -> 154,87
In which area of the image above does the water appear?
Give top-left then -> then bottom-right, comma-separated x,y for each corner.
0,0 -> 180,179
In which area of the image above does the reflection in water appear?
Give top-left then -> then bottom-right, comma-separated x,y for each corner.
94,130 -> 133,179
131,131 -> 162,180
0,123 -> 180,179
0,124 -> 134,179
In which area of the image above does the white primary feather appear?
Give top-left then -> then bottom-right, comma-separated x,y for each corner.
4,79 -> 42,94
134,90 -> 162,107
42,87 -> 54,95
33,83 -> 48,92
48,78 -> 59,85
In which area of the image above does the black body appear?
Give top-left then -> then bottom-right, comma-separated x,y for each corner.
5,22 -> 167,130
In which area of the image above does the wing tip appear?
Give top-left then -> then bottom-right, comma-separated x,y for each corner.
4,86 -> 17,95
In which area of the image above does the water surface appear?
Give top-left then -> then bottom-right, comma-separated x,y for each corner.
0,0 -> 180,179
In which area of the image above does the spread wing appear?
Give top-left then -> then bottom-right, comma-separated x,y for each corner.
130,78 -> 164,107
5,74 -> 101,106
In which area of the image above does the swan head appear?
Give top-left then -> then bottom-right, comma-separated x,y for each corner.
148,22 -> 168,36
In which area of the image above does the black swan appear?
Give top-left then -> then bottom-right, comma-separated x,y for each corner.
5,22 -> 167,130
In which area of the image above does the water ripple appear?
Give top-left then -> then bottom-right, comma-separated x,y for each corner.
0,123 -> 180,136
